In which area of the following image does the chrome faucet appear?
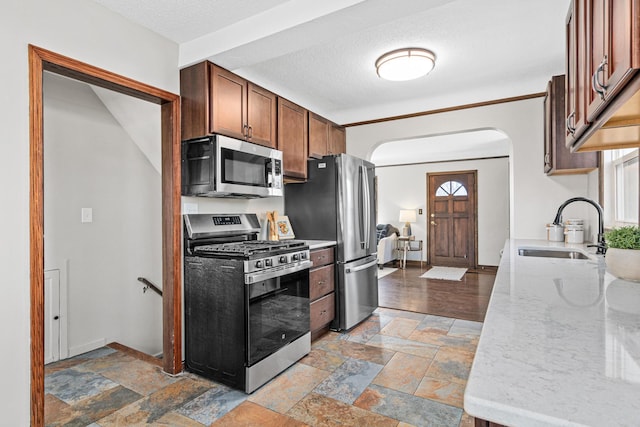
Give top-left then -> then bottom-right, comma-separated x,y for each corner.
553,197 -> 607,254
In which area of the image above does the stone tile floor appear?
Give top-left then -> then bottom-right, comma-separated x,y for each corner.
45,307 -> 482,426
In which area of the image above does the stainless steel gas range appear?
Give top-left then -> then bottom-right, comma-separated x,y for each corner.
183,213 -> 312,393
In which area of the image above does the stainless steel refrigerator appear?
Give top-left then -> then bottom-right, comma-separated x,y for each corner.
285,154 -> 378,330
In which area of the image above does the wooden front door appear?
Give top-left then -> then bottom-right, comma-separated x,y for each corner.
427,171 -> 477,268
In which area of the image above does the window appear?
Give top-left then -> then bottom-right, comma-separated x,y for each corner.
613,149 -> 639,224
436,180 -> 468,197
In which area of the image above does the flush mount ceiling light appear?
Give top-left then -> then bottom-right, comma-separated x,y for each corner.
375,48 -> 436,81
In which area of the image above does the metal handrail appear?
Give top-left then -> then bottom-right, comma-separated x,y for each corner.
137,277 -> 162,296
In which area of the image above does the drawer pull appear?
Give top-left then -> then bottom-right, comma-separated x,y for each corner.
317,280 -> 325,285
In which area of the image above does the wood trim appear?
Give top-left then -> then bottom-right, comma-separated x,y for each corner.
107,342 -> 162,367
29,45 -> 182,426
375,155 -> 509,169
161,100 -> 183,375
343,92 -> 546,127
29,44 -> 45,427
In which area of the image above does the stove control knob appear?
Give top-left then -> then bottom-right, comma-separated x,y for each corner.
279,255 -> 288,264
300,252 -> 307,260
255,260 -> 264,269
292,253 -> 300,261
265,258 -> 272,267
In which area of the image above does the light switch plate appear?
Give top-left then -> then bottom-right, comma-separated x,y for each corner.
81,208 -> 93,223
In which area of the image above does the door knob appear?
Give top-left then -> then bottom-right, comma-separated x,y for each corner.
430,221 -> 437,225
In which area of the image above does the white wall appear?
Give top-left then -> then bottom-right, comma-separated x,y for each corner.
347,98 -> 594,241
376,157 -> 510,266
0,0 -> 179,423
44,73 -> 163,357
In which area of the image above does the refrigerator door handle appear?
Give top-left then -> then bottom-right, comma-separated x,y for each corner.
361,164 -> 371,250
345,259 -> 378,273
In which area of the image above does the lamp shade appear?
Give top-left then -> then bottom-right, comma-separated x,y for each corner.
376,48 -> 436,81
399,209 -> 417,223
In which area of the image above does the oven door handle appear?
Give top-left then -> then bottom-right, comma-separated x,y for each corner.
245,260 -> 312,284
345,259 -> 378,274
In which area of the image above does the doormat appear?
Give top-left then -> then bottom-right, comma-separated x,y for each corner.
420,267 -> 467,281
378,268 -> 398,279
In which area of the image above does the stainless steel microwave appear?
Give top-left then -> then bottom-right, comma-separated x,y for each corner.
181,134 -> 283,198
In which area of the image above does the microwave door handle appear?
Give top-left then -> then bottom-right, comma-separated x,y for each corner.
265,158 -> 277,188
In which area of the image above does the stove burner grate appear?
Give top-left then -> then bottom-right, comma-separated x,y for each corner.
193,240 -> 306,257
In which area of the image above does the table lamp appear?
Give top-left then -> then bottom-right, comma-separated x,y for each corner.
398,209 -> 417,236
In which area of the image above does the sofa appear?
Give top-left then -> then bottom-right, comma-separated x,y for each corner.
376,224 -> 400,268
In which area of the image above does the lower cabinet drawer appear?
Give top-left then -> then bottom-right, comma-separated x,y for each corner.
310,293 -> 335,332
310,247 -> 334,266
309,264 -> 335,300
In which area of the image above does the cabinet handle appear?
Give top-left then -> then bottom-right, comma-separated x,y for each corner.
243,124 -> 249,138
592,55 -> 608,100
317,281 -> 325,286
248,125 -> 253,139
566,111 -> 576,135
544,153 -> 550,166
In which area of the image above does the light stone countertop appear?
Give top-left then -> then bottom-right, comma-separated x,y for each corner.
464,238 -> 640,427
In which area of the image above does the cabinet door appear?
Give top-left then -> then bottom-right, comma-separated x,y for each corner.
247,82 -> 277,148
544,80 -> 553,173
329,123 -> 346,155
605,0 -> 640,99
566,0 -> 589,145
278,98 -> 308,179
309,112 -> 329,159
210,64 -> 247,140
585,0 -> 608,119
586,0 -> 640,121
546,75 -> 599,174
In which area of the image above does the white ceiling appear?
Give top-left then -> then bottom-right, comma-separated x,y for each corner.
91,0 -> 570,126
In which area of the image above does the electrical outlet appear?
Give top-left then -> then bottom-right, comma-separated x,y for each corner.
183,203 -> 198,214
81,208 -> 93,223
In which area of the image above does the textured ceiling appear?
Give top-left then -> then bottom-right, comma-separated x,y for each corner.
90,0 -> 570,126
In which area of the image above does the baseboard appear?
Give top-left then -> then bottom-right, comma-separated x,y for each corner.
472,265 -> 498,274
69,338 -> 106,358
107,342 -> 163,367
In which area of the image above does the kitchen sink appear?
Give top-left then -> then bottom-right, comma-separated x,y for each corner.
517,247 -> 590,260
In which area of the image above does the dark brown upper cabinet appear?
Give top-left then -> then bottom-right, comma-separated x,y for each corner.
309,112 -> 347,159
566,0 -> 640,152
328,123 -> 346,155
545,75 -> 599,175
278,98 -> 308,179
308,112 -> 329,159
565,0 -> 590,143
585,0 -> 640,122
180,62 -> 276,148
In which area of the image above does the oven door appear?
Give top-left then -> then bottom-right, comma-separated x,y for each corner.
246,269 -> 309,366
216,135 -> 283,197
